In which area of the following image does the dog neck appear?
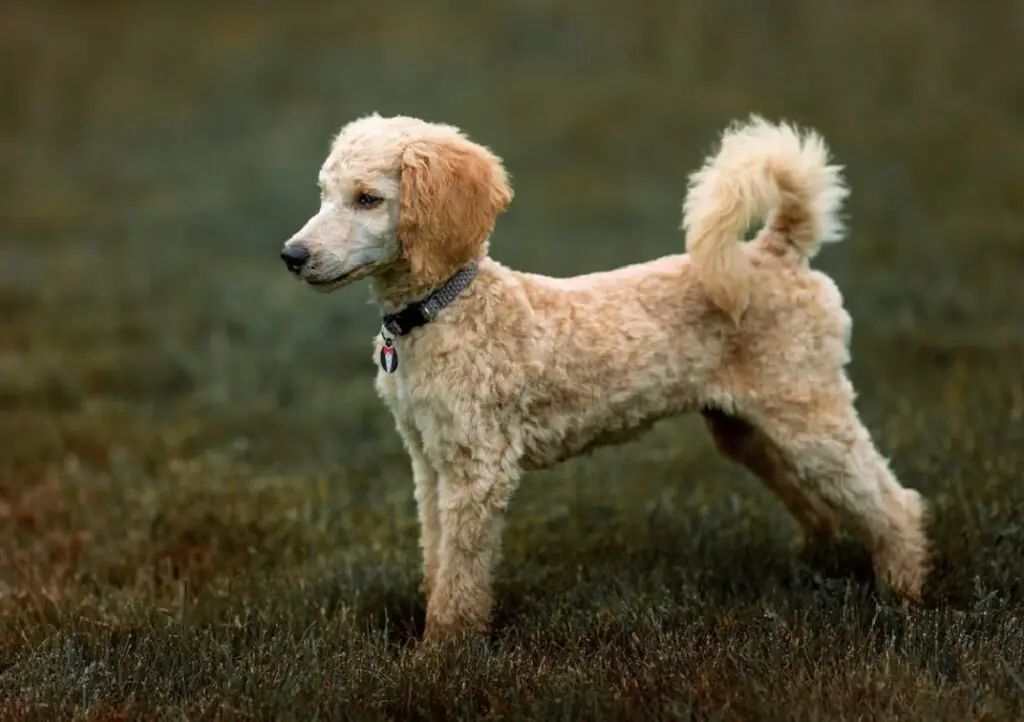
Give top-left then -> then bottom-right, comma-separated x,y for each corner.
370,262 -> 479,337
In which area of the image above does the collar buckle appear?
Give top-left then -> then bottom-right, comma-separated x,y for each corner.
380,262 -> 478,337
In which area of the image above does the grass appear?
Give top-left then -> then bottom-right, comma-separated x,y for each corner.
1,1 -> 1023,719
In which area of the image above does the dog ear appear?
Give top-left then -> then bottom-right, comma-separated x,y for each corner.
398,134 -> 513,286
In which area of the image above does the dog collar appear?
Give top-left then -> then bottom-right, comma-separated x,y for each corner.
381,262 -> 479,337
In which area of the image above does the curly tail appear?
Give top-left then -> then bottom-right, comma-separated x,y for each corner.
682,115 -> 849,324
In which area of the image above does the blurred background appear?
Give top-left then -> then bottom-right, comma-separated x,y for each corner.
1,0 -> 1022,630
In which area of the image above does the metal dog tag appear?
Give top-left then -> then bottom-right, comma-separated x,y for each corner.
379,336 -> 398,373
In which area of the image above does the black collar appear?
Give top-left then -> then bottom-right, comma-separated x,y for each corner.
381,262 -> 479,337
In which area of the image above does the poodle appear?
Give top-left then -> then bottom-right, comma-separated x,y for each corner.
280,113 -> 931,642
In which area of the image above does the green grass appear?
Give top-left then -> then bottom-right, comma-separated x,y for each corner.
1,1 -> 1023,719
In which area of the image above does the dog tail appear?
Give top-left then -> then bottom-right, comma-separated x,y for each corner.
681,115 -> 849,324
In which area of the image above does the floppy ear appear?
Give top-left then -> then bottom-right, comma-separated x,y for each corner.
398,134 -> 513,286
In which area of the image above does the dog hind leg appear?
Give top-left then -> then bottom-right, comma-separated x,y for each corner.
749,387 -> 931,601
703,409 -> 838,546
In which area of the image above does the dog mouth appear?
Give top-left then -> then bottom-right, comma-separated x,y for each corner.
306,265 -> 369,291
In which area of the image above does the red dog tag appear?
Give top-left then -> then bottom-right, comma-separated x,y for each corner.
379,337 -> 398,373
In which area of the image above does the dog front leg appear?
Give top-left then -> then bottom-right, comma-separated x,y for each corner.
424,459 -> 519,642
410,453 -> 440,596
392,418 -> 441,597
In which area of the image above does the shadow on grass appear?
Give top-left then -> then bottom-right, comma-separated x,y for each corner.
359,583 -> 427,648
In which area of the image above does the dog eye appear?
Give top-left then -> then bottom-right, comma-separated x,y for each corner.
356,193 -> 383,208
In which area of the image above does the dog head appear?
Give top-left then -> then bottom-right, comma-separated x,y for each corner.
280,114 -> 513,293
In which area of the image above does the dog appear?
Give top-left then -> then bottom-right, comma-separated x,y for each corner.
280,114 -> 931,642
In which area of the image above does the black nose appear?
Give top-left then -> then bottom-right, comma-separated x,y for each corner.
280,245 -> 309,272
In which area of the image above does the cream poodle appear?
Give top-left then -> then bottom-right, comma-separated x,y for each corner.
280,114 -> 931,642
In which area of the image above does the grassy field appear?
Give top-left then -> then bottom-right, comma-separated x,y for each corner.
2,1 -> 1023,719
